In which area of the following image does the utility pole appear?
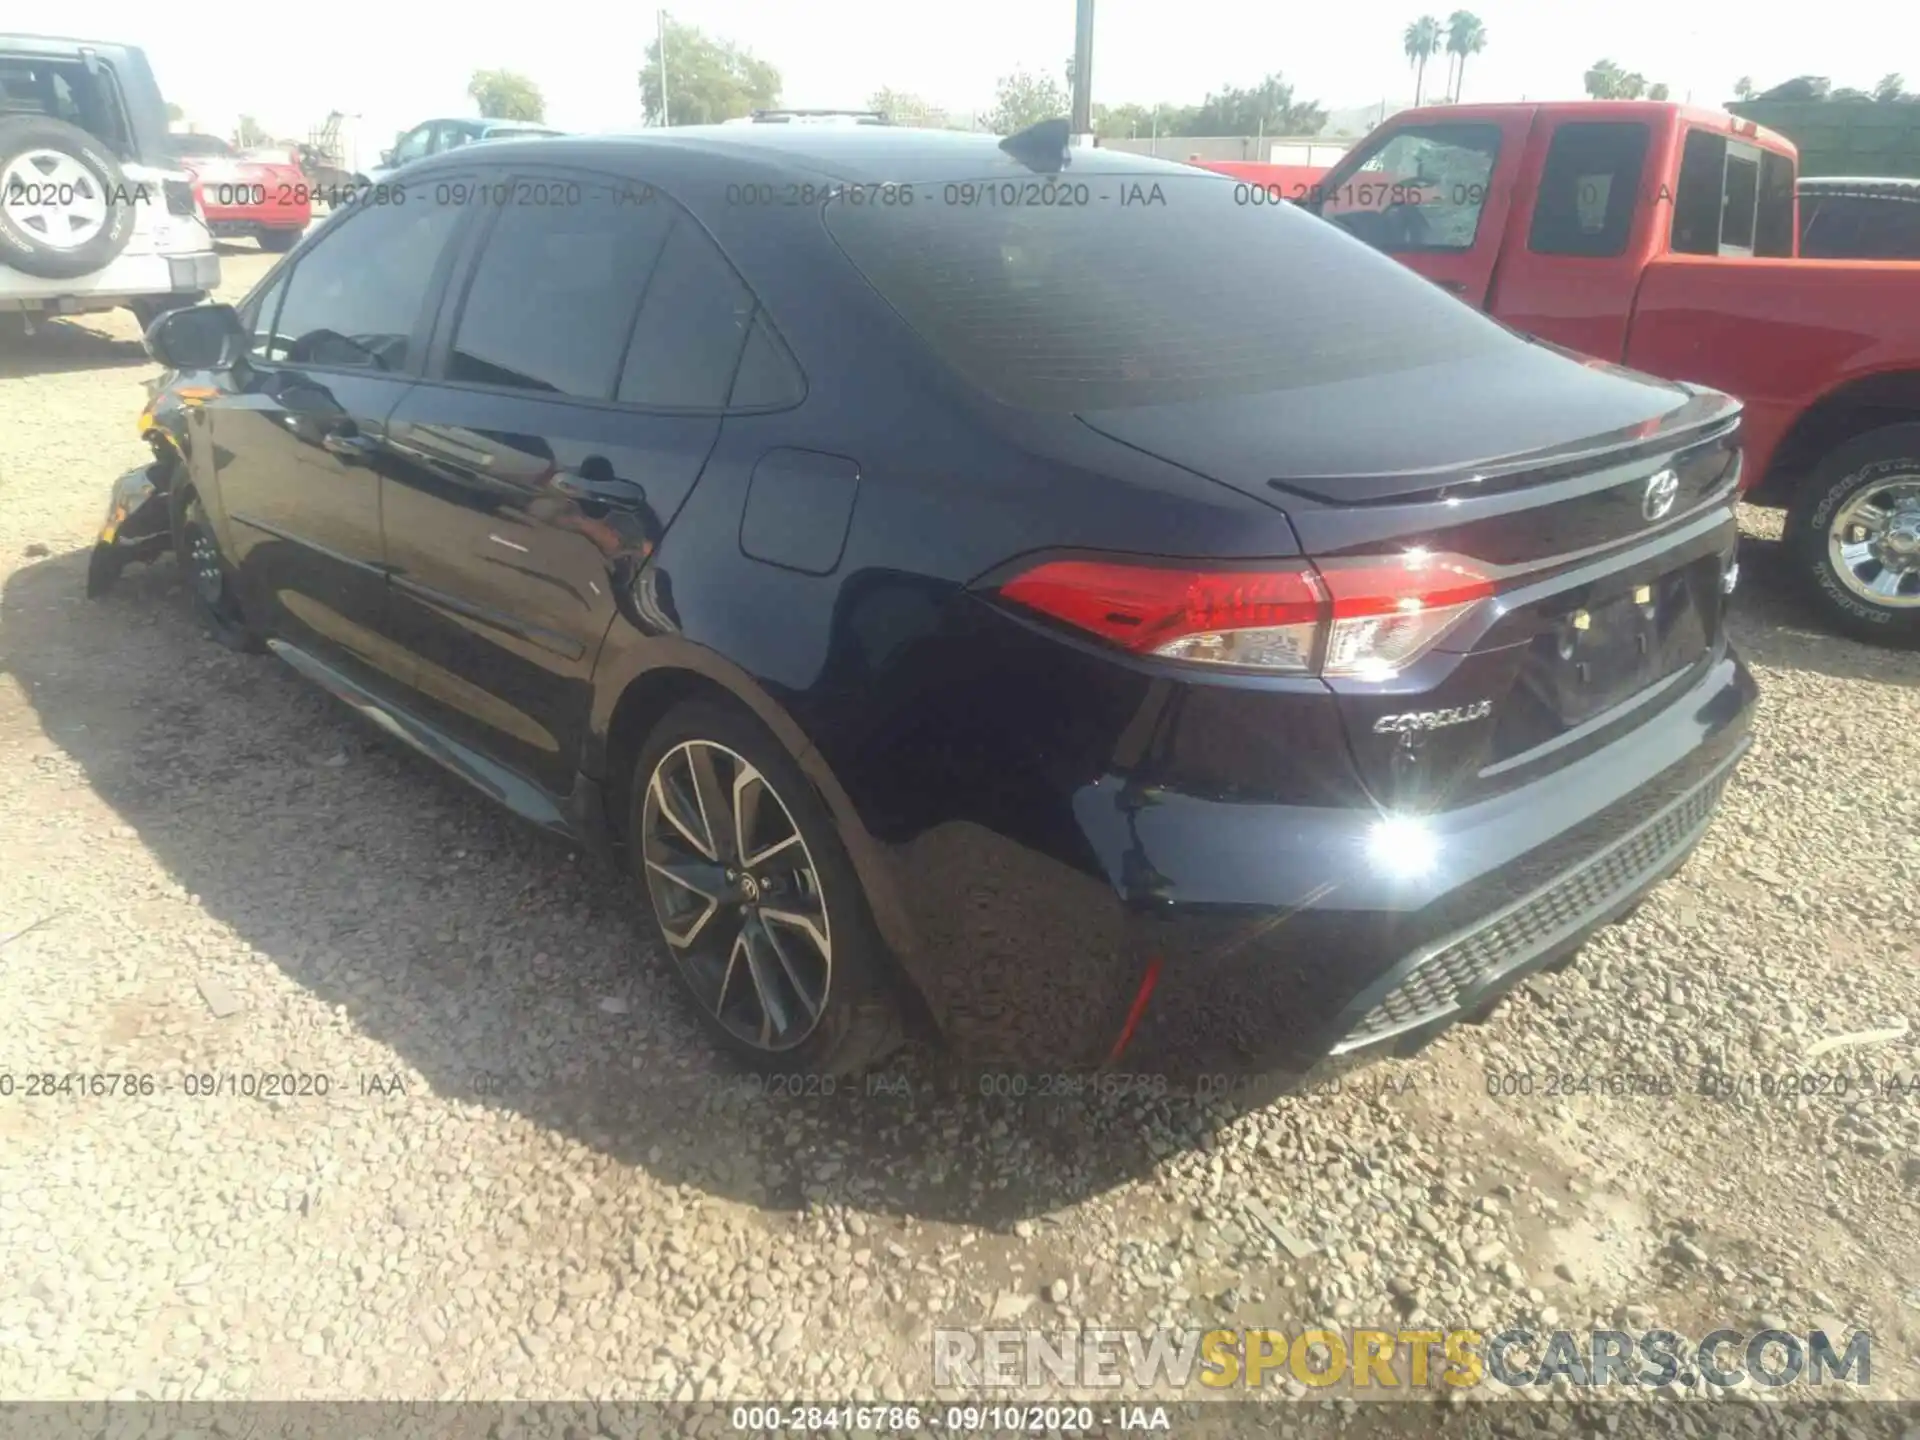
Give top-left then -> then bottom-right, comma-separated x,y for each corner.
658,9 -> 672,127
1070,0 -> 1095,137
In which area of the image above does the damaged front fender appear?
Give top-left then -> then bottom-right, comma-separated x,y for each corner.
86,461 -> 175,598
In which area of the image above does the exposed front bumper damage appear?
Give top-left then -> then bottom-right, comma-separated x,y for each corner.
86,463 -> 173,598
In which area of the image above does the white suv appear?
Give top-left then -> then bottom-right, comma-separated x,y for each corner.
0,35 -> 219,329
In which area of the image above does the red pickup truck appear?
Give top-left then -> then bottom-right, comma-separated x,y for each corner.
1271,101 -> 1920,647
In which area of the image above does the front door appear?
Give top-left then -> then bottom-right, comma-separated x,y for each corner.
205,190 -> 471,690
380,168 -> 760,794
1313,116 -> 1530,308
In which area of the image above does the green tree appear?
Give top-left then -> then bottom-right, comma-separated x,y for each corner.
1092,102 -> 1158,139
164,102 -> 183,123
1404,16 -> 1443,106
1444,12 -> 1487,103
1830,86 -> 1873,100
1733,76 -> 1755,99
468,69 -> 545,122
1186,75 -> 1325,135
1874,73 -> 1908,102
1584,59 -> 1647,99
868,88 -> 953,128
1648,82 -> 1671,100
986,68 -> 1069,134
640,19 -> 781,125
235,115 -> 269,147
1757,75 -> 1830,101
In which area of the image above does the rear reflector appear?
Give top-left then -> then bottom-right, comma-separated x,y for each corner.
992,549 -> 1494,678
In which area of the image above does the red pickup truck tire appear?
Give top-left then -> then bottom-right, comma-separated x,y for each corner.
1787,424 -> 1920,648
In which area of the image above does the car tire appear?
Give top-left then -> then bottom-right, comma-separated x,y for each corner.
257,228 -> 300,253
177,492 -> 263,652
1786,423 -> 1920,649
629,699 -> 905,1077
0,115 -> 140,279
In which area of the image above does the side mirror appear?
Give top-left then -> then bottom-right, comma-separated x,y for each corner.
379,148 -> 395,166
144,303 -> 245,370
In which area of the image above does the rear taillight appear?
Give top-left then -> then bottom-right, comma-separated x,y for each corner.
992,550 -> 1494,679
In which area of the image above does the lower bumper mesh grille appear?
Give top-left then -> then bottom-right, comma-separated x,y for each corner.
1333,769 -> 1731,1053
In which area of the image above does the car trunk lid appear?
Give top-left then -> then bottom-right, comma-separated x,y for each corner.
1077,360 -> 1745,809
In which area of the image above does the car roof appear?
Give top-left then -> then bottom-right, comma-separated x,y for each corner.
0,32 -> 144,54
410,125 -> 1202,186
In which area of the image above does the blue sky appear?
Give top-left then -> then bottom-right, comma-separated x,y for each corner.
52,0 -> 1920,164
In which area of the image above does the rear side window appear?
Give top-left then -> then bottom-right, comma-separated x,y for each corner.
1670,130 -> 1789,257
1320,124 -> 1502,252
448,179 -> 673,399
1721,152 -> 1759,251
267,194 -> 468,370
615,218 -> 758,409
826,171 -> 1513,412
1529,122 -> 1649,257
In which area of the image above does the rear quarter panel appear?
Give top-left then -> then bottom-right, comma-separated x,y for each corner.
1625,256 -> 1920,488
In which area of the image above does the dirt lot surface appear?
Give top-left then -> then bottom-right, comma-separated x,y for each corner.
1,245 -> 1917,1430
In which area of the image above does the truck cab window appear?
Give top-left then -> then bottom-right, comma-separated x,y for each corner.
1671,130 -> 1727,255
1529,122 -> 1650,257
1319,124 -> 1501,253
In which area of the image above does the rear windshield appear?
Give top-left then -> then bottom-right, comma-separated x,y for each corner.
824,170 -> 1513,412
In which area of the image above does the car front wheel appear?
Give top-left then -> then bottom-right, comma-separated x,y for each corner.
1787,423 -> 1920,649
629,700 -> 904,1076
179,493 -> 262,652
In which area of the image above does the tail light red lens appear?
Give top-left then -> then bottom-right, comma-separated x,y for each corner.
992,550 -> 1495,678
995,560 -> 1325,672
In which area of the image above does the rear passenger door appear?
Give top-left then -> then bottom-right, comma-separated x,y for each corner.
379,166 -> 765,795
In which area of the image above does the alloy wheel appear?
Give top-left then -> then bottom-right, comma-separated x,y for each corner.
187,524 -> 224,608
0,150 -> 110,250
1828,475 -> 1920,609
639,739 -> 832,1051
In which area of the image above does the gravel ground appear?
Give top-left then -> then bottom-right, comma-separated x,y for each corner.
1,247 -> 1917,1426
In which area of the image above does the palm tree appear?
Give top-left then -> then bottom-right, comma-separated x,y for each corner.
1875,73 -> 1908,102
1404,16 -> 1444,106
1445,13 -> 1488,103
1733,76 -> 1755,100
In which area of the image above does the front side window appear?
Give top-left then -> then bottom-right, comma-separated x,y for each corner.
240,269 -> 290,358
267,195 -> 467,370
1320,124 -> 1502,252
1529,122 -> 1649,257
448,178 -> 673,399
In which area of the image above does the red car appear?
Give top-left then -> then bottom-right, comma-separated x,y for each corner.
165,132 -> 310,251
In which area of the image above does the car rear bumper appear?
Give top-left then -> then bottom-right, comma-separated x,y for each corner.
207,215 -> 307,234
0,250 -> 219,311
891,643 -> 1757,1080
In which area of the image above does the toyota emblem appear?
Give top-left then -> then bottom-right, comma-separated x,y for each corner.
1642,468 -> 1679,522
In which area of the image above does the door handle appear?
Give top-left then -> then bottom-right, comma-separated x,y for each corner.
553,469 -> 645,511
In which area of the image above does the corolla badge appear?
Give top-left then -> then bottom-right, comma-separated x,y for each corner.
1642,468 -> 1680,522
1373,699 -> 1493,734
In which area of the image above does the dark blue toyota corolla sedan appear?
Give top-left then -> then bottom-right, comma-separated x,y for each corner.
93,119 -> 1757,1083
